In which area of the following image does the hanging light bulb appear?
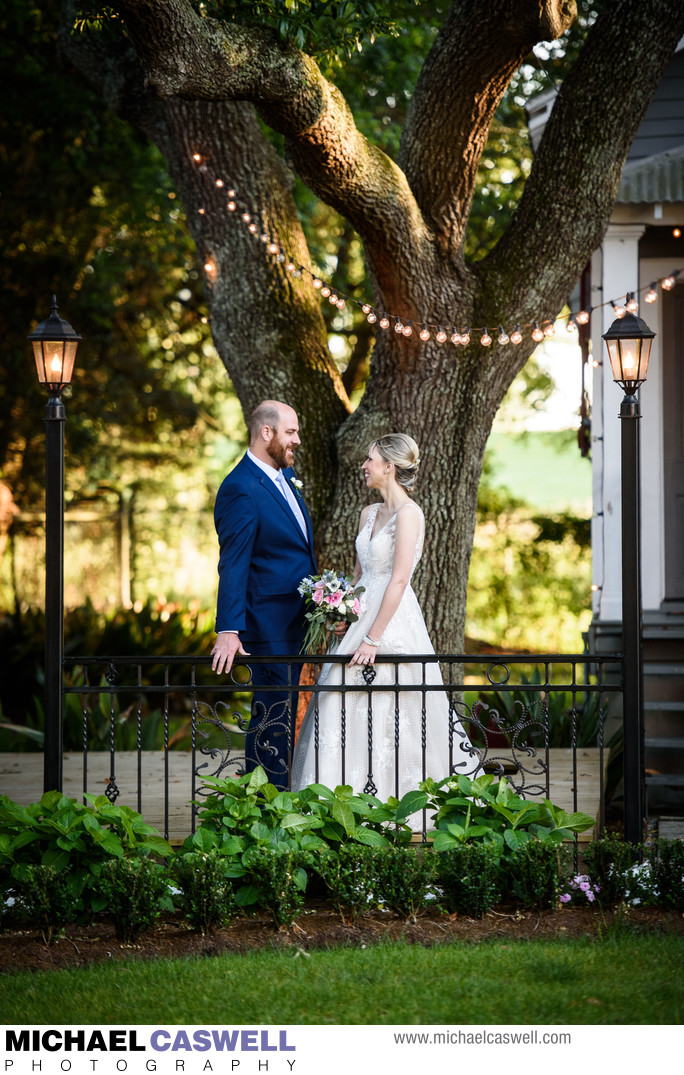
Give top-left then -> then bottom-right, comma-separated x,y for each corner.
361,304 -> 371,315
394,319 -> 404,333
510,325 -> 522,345
227,200 -> 236,212
328,292 -> 338,305
241,212 -> 251,223
419,324 -> 431,341
320,285 -> 331,297
460,328 -> 471,345
532,322 -> 544,342
626,293 -> 638,314
215,179 -> 224,189
497,326 -> 509,345
197,207 -> 206,215
576,309 -> 590,325
612,301 -> 626,318
192,153 -> 202,163
267,243 -> 278,254
248,222 -> 257,233
450,331 -> 461,345
436,327 -> 447,343
227,189 -> 236,199
260,233 -> 269,243
379,315 -> 390,329
367,311 -> 377,324
645,283 -> 657,303
286,261 -> 296,273
661,270 -> 679,290
204,260 -> 216,276
337,297 -> 346,310
544,321 -> 555,337
480,328 -> 492,346
312,277 -> 322,289
402,320 -> 413,337
566,317 -> 577,335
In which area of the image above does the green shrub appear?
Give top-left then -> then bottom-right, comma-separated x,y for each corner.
582,837 -> 645,906
239,847 -> 308,928
0,792 -> 173,919
315,845 -> 379,925
435,843 -> 500,918
97,857 -> 172,942
11,864 -> 80,945
170,850 -> 238,934
372,846 -> 436,919
504,839 -> 559,909
648,839 -> 684,912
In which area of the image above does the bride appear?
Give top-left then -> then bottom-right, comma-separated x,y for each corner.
290,433 -> 478,801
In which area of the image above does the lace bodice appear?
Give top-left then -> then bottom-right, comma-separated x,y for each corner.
356,501 -> 424,582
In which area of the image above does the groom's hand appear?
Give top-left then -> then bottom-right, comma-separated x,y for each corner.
211,632 -> 250,675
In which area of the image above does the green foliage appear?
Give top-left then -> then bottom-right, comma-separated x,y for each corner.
371,846 -> 435,919
11,864 -> 81,945
239,846 -> 308,927
434,843 -> 500,918
647,839 -> 684,913
423,772 -> 594,858
96,857 -> 172,942
0,791 -> 173,917
504,840 -> 559,910
170,850 -> 238,933
314,844 -> 379,924
582,837 -> 644,906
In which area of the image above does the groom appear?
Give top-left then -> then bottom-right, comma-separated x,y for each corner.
211,400 -> 317,789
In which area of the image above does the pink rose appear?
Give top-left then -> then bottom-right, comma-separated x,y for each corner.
312,589 -> 325,605
352,598 -> 361,615
325,592 -> 343,607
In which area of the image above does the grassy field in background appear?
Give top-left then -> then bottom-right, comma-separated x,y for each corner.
485,431 -> 591,515
1,934 -> 682,1025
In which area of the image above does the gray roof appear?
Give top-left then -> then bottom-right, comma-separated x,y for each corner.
617,146 -> 684,204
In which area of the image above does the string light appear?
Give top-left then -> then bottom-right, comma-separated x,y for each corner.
190,158 -> 684,348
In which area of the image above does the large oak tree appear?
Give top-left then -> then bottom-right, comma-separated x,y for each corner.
60,0 -> 684,651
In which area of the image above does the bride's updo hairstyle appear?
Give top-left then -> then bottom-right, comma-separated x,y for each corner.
370,433 -> 421,491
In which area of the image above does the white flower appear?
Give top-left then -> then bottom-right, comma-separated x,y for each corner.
290,476 -> 304,498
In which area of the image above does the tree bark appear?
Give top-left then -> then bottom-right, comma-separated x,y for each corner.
60,0 -> 684,652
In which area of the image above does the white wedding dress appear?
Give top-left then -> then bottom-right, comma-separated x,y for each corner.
291,501 -> 479,802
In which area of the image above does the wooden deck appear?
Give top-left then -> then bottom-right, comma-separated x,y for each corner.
0,747 -> 605,842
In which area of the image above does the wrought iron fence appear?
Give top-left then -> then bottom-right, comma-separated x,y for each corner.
62,651 -> 623,841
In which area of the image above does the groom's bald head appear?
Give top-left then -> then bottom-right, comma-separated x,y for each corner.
249,400 -> 300,469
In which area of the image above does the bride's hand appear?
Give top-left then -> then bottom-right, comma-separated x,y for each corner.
349,642 -> 376,666
332,622 -> 349,636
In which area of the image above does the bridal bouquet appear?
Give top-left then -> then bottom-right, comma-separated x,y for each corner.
298,570 -> 365,654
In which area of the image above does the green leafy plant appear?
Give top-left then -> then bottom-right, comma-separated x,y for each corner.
0,791 -> 173,918
582,837 -> 645,906
314,845 -> 379,925
648,838 -> 684,912
434,843 -> 500,918
170,850 -> 238,934
423,773 -> 594,858
371,846 -> 436,920
504,840 -> 559,910
97,857 -> 172,942
11,864 -> 80,945
238,846 -> 308,928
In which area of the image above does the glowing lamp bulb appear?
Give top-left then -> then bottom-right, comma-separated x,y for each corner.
566,318 -> 577,335
532,322 -> 544,342
313,278 -> 322,288
379,316 -> 390,329
329,292 -> 338,305
50,353 -> 62,373
497,326 -> 509,345
450,332 -> 461,345
480,328 -> 492,347
361,304 -> 371,315
662,275 -> 675,290
612,303 -> 625,318
215,179 -> 224,189
241,212 -> 251,223
576,309 -> 590,325
402,321 -> 413,337
419,325 -> 430,341
248,223 -> 257,233
460,329 -> 471,345
436,327 -> 447,343
544,322 -> 555,337
510,325 -> 522,345
321,286 -> 331,297
337,298 -> 346,310
394,320 -> 404,333
674,228 -> 681,238
192,153 -> 201,162
626,294 -> 638,314
227,201 -> 236,212
367,312 -> 377,324
227,189 -> 236,199
645,284 -> 657,303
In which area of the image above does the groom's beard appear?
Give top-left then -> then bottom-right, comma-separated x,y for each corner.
267,440 -> 294,470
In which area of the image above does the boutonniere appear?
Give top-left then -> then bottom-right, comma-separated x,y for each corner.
290,476 -> 304,499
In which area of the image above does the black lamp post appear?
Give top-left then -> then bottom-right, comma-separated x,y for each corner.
27,297 -> 82,793
602,310 -> 655,846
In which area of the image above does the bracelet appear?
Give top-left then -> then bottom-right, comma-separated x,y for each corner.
363,634 -> 379,646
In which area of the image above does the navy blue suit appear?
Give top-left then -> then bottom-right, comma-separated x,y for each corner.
214,453 -> 317,787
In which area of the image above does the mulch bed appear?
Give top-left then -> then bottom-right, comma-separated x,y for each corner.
1,902 -> 682,973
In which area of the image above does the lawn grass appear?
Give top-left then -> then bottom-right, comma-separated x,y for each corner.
2,932 -> 682,1025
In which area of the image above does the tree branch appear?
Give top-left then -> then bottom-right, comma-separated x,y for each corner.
478,0 -> 684,324
399,0 -> 577,254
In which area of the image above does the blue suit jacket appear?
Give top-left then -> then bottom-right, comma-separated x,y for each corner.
214,453 -> 317,650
